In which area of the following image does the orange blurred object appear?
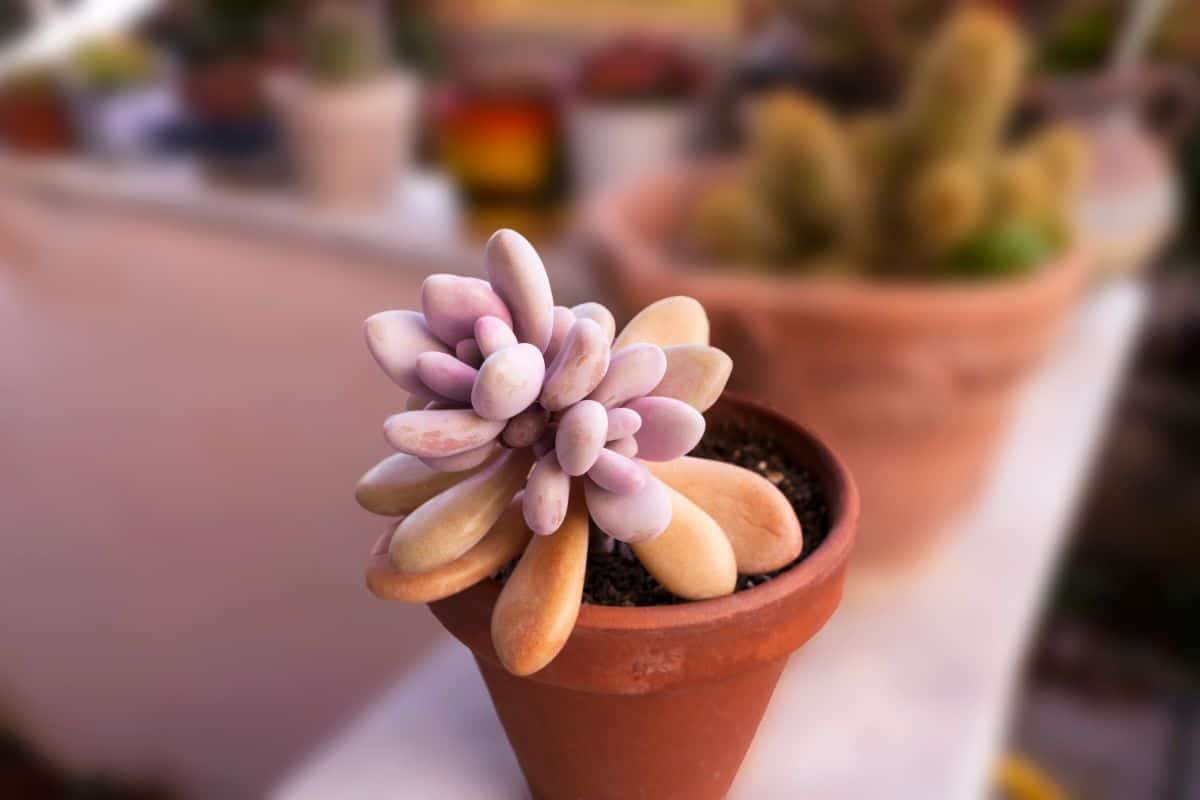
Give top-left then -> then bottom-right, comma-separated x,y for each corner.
0,82 -> 74,154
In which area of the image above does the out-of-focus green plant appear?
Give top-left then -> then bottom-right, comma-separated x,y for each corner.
72,36 -> 157,93
1037,2 -> 1120,74
691,7 -> 1089,280
748,93 -> 858,255
175,0 -> 280,64
302,1 -> 390,85
1036,0 -> 1195,73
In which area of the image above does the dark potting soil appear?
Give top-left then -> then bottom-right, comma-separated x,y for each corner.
579,417 -> 831,607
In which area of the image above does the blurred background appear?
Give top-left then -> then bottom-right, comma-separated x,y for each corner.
0,1 -> 1198,798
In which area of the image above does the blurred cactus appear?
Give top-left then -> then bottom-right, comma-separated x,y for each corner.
943,220 -> 1053,279
690,177 -> 787,267
896,6 -> 1026,163
691,6 -> 1087,280
907,158 -> 985,254
992,151 -> 1050,222
303,2 -> 389,85
747,93 -> 858,251
877,6 -> 1027,269
1029,123 -> 1090,207
846,113 -> 893,192
690,92 -> 857,268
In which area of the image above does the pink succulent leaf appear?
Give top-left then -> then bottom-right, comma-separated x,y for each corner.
587,343 -> 667,409
584,474 -> 672,543
586,449 -> 648,495
524,452 -> 571,535
364,310 -> 450,395
415,351 -> 477,403
421,274 -> 512,347
623,396 -> 705,461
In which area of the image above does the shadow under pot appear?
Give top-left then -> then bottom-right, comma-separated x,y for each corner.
369,395 -> 858,800
586,165 -> 1088,569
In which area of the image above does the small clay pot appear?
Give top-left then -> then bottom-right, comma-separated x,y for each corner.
420,395 -> 857,800
586,165 -> 1088,567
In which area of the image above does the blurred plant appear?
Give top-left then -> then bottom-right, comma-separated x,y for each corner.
388,0 -> 442,77
576,36 -> 703,105
302,1 -> 389,85
1037,0 -> 1120,74
1035,0 -> 1196,73
171,0 -> 281,65
72,36 -> 157,93
774,0 -> 957,71
691,7 -> 1090,279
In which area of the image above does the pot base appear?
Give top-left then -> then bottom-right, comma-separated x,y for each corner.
479,654 -> 787,800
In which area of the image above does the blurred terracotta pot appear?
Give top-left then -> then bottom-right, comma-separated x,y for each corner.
425,396 -> 858,800
271,72 -> 417,209
0,89 -> 74,154
586,167 -> 1088,568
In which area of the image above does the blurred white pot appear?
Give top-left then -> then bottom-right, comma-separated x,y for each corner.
1077,114 -> 1178,278
568,102 -> 691,198
70,81 -> 182,159
271,71 -> 418,210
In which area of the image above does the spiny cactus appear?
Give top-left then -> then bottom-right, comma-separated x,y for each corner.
691,7 -> 1086,279
1029,123 -> 1090,209
992,151 -> 1050,222
879,6 -> 1028,266
895,6 -> 1027,164
689,175 -> 787,266
687,93 -> 858,269
303,1 -> 388,85
845,112 -> 893,195
747,93 -> 858,253
907,157 -> 986,254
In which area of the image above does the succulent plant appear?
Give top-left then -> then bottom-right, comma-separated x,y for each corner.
691,7 -> 1086,280
302,1 -> 389,85
357,230 -> 800,676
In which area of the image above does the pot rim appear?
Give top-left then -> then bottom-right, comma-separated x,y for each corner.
585,160 -> 1092,315
569,393 -> 857,632
369,393 -> 858,631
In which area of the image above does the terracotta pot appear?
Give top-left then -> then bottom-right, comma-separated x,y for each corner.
0,90 -> 74,154
586,166 -> 1088,568
421,395 -> 858,800
271,72 -> 418,209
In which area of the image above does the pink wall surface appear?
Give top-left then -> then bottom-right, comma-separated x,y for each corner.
0,191 -> 446,798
